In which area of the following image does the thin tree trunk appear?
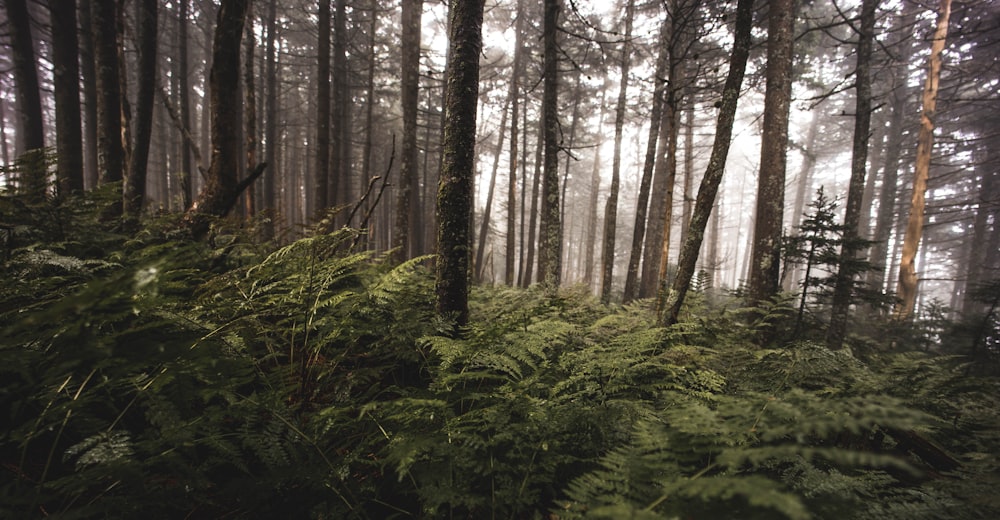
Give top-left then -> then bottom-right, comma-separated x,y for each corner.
680,90 -> 695,246
315,0 -> 331,213
436,0 -> 484,331
243,5 -> 257,217
505,0 -> 524,285
826,0 -> 877,349
784,110 -> 819,291
263,0 -> 277,238
475,95 -> 511,280
747,0 -> 795,305
80,0 -> 99,190
659,0 -> 754,327
333,0 -> 351,225
895,0 -> 952,320
92,0 -> 123,185
583,100 -> 607,291
600,0 -> 636,303
623,22 -> 669,302
522,119 -> 543,288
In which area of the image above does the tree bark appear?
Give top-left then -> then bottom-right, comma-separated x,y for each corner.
505,0 -> 525,286
315,0 -> 331,213
895,0 -> 952,320
538,0 -> 562,289
623,22 -> 669,302
658,0 -> 755,327
747,0 -> 795,305
396,0 -> 423,261
92,0 -> 124,185
48,0 -> 85,196
79,0 -> 99,190
332,0 -> 351,224
185,0 -> 253,228
599,0 -> 636,303
826,0 -> 877,349
124,0 -> 158,220
436,0 -> 484,331
243,4 -> 257,218
5,0 -> 46,200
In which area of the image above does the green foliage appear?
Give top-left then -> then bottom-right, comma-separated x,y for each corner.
1,194 -> 998,519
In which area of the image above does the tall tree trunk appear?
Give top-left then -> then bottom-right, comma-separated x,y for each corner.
48,0 -> 85,196
826,0 -> 877,349
92,0 -> 124,185
522,119 -> 543,288
475,95 -> 511,280
895,0 -> 952,320
5,0 -> 46,200
867,1 -> 917,296
396,0 -> 423,261
80,0 -> 99,190
185,0 -> 253,229
505,0 -> 524,286
600,0 -> 635,303
315,0 -> 331,213
262,0 -> 277,238
243,4 -> 257,217
538,0 -> 562,288
623,22 -> 669,302
583,100 -> 606,291
436,0 -> 484,331
680,90 -> 695,246
124,0 -> 158,220
747,0 -> 795,305
358,0 -> 379,232
332,0 -> 351,225
658,0 -> 754,327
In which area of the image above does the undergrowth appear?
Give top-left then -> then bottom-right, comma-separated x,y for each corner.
1,191 -> 998,518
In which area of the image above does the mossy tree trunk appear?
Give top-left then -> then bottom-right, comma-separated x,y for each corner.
538,0 -> 562,289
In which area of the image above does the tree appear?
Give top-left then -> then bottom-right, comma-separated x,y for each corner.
746,0 -> 795,306
92,0 -> 124,186
47,0 -> 85,196
538,0 -> 562,288
185,0 -> 263,232
124,0 -> 159,220
895,0 -> 953,320
505,0 -> 526,286
396,0 -> 423,262
436,0 -> 485,330
262,0 -> 278,238
658,0 -> 755,327
4,0 -> 46,199
622,21 -> 668,302
826,0 -> 877,349
315,0 -> 331,213
600,0 -> 636,303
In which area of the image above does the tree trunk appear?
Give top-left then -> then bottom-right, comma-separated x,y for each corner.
396,0 -> 423,261
522,119 -> 543,288
332,0 -> 351,225
79,0 -> 99,190
475,95 -> 511,281
867,1 -> 917,296
262,0 -> 278,238
242,4 -> 257,218
5,0 -> 46,200
658,0 -> 754,327
784,110 -> 819,291
436,0 -> 484,331
895,0 -> 952,320
826,0 -> 877,349
505,0 -> 525,286
599,0 -> 636,303
124,0 -> 158,220
538,0 -> 562,289
48,0 -> 85,196
184,0 -> 253,228
747,0 -> 795,305
91,0 -> 124,185
314,0 -> 331,214
622,22 -> 669,302
583,100 -> 606,291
